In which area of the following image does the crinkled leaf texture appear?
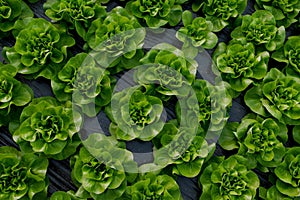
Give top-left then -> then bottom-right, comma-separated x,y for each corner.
3,17 -> 75,79
245,68 -> 300,125
13,97 -> 82,160
0,146 -> 48,200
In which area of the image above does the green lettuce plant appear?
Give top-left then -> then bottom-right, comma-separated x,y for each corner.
231,10 -> 286,52
0,0 -> 33,35
0,146 -> 48,200
71,133 -> 137,200
199,155 -> 260,200
255,0 -> 300,27
153,120 -> 211,178
44,0 -> 107,39
108,86 -> 164,141
213,38 -> 269,93
176,79 -> 231,132
122,173 -> 182,199
125,0 -> 187,28
13,97 -> 82,160
274,147 -> 300,197
245,68 -> 300,125
51,52 -> 113,117
134,43 -> 198,99
219,113 -> 288,170
3,17 -> 75,79
0,63 -> 33,127
192,0 -> 247,32
272,36 -> 300,77
176,10 -> 218,58
86,6 -> 145,73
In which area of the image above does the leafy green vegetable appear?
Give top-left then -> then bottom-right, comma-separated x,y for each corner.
13,97 -> 82,160
153,120 -> 211,178
0,63 -> 33,127
255,0 -> 300,27
108,86 -> 164,141
51,52 -> 113,117
177,79 -> 231,133
0,146 -> 48,200
134,43 -> 197,99
275,147 -> 300,197
122,173 -> 183,199
0,0 -> 33,35
71,133 -> 137,200
231,10 -> 286,52
86,6 -> 145,73
192,0 -> 247,32
259,186 -> 293,200
44,0 -> 107,39
213,38 -> 269,93
245,68 -> 300,125
3,17 -> 75,79
272,36 -> 300,77
176,10 -> 218,58
125,0 -> 187,28
199,155 -> 259,200
219,113 -> 288,169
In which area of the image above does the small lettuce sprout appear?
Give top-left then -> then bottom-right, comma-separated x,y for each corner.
86,6 -> 145,73
51,52 -> 113,117
108,86 -> 164,141
199,155 -> 260,200
275,147 -> 300,197
245,68 -> 300,125
0,146 -> 49,200
231,10 -> 286,52
3,17 -> 75,79
192,0 -> 247,32
44,0 -> 107,39
219,113 -> 288,170
255,0 -> 300,27
125,0 -> 187,28
13,97 -> 82,160
272,35 -> 300,77
213,38 -> 269,93
0,0 -> 33,35
0,63 -> 33,127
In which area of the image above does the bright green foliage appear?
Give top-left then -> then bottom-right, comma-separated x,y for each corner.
125,0 -> 187,28
213,38 -> 269,93
123,173 -> 182,199
219,114 -> 288,169
245,68 -> 300,125
3,18 -> 75,79
199,155 -> 260,200
86,6 -> 145,73
0,0 -> 33,34
0,63 -> 33,127
192,0 -> 247,31
51,52 -> 113,117
153,120 -> 211,177
176,10 -> 218,58
231,10 -> 286,52
275,147 -> 300,197
71,133 -> 137,200
108,86 -> 164,141
255,0 -> 300,27
13,97 -> 82,160
0,146 -> 48,200
272,36 -> 300,77
44,0 -> 107,39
